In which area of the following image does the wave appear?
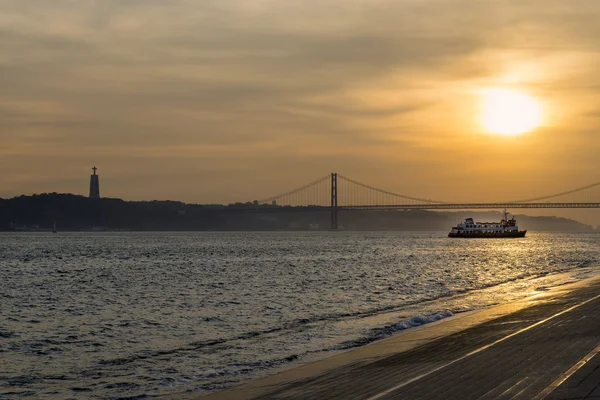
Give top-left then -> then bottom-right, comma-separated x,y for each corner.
330,311 -> 455,351
96,259 -> 596,368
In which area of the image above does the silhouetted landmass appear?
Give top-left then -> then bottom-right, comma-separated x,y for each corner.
0,193 -> 595,232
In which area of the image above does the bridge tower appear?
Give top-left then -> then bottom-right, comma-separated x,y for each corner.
331,172 -> 338,230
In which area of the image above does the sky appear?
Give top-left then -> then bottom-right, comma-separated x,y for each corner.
1,0 -> 599,223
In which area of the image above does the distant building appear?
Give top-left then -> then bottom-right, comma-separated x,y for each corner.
89,166 -> 100,199
272,200 -> 277,206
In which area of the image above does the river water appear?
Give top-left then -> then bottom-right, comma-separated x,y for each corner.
1,231 -> 599,399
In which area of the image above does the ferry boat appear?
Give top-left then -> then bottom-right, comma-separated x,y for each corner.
448,210 -> 526,238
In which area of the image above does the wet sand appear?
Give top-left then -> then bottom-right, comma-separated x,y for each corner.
170,275 -> 600,399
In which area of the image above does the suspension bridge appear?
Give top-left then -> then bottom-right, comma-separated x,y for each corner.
247,173 -> 600,229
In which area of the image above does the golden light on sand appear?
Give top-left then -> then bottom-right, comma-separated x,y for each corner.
481,89 -> 543,135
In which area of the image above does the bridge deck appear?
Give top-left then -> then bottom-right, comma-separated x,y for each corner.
191,277 -> 600,400
342,203 -> 600,210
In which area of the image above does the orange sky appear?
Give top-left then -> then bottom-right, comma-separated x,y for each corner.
1,0 -> 599,224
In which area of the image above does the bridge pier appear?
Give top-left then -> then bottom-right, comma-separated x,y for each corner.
331,173 -> 338,230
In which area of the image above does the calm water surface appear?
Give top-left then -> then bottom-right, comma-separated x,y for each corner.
1,231 -> 599,399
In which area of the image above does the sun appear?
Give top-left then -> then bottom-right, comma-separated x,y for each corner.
481,89 -> 543,135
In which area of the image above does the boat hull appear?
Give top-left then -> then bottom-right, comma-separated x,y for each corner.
448,231 -> 527,238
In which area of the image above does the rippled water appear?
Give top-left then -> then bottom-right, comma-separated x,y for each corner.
1,231 -> 599,399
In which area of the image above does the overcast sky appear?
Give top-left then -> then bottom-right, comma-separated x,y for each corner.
1,0 -> 599,222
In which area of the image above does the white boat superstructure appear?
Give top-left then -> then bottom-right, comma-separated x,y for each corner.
448,210 -> 526,238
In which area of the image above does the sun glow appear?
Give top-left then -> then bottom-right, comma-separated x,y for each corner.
481,89 -> 543,135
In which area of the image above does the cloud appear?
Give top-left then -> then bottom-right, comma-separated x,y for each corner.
0,0 -> 599,220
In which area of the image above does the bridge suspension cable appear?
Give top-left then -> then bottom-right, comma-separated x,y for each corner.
507,180 -> 600,203
257,174 -> 330,206
337,175 -> 448,205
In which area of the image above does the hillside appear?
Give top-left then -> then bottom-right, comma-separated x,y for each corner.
0,193 -> 595,232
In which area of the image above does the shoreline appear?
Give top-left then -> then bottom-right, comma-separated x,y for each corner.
168,274 -> 600,400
